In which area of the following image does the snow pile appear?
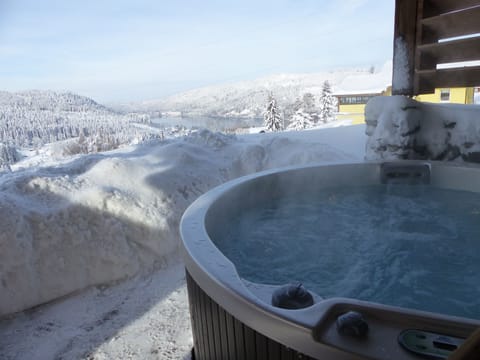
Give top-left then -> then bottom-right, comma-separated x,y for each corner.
0,127 -> 363,317
366,96 -> 480,162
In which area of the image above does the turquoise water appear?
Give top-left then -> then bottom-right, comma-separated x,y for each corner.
215,185 -> 480,319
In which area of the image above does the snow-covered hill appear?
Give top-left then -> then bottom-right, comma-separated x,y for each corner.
0,90 -> 107,112
0,90 -> 160,168
137,62 -> 392,118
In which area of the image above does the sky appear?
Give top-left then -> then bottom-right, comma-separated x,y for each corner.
0,0 -> 395,103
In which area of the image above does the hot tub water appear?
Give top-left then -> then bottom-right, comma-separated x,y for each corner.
215,185 -> 480,319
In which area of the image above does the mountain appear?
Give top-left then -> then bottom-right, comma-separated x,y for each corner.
0,90 -> 156,165
0,90 -> 110,113
138,61 -> 392,118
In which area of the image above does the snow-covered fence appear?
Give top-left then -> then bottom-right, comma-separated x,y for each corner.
365,96 -> 480,162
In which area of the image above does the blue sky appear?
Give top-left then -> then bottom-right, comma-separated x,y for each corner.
0,0 -> 394,102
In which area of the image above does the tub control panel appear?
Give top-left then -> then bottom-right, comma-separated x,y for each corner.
398,329 -> 464,359
312,302 -> 476,360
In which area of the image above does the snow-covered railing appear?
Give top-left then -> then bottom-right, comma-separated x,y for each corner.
393,0 -> 480,95
365,96 -> 480,162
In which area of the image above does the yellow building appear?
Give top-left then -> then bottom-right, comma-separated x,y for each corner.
335,86 -> 476,124
333,65 -> 392,125
335,87 -> 391,125
414,87 -> 474,104
336,93 -> 381,125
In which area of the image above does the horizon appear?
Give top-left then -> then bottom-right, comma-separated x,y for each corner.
0,0 -> 395,103
2,60 -> 393,106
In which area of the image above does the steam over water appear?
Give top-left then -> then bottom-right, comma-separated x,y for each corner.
215,185 -> 480,319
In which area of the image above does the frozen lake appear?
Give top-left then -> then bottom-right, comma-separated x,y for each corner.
151,116 -> 262,132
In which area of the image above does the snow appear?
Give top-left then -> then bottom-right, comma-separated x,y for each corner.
365,95 -> 420,159
365,95 -> 480,161
287,109 -> 314,130
392,37 -> 410,93
0,90 -> 158,167
0,261 -> 191,360
0,124 -> 366,360
333,61 -> 392,95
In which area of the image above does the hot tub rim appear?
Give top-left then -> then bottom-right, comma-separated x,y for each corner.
180,160 -> 480,358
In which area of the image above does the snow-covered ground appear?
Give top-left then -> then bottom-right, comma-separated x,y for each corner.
0,123 -> 366,360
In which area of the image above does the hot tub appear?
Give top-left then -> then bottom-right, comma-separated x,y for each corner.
180,161 -> 480,360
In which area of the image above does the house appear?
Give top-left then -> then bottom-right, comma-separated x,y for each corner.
334,66 -> 477,125
414,87 -> 475,104
333,63 -> 392,124
335,90 -> 390,124
336,85 -> 476,124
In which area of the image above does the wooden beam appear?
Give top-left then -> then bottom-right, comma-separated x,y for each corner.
392,0 -> 420,96
422,0 -> 480,18
417,66 -> 480,93
421,6 -> 480,42
418,37 -> 480,68
414,0 -> 429,94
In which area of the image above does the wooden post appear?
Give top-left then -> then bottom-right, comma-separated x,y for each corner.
392,0 -> 419,96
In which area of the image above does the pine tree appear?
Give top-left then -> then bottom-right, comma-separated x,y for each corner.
302,92 -> 319,123
263,94 -> 283,132
319,81 -> 337,123
302,93 -> 315,113
287,109 -> 314,131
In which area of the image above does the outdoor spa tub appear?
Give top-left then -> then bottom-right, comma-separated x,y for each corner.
180,161 -> 480,360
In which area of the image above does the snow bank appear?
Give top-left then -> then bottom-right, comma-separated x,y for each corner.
366,96 -> 480,162
0,127 -> 363,316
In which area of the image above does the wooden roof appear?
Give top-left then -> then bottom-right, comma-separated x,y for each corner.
392,0 -> 480,95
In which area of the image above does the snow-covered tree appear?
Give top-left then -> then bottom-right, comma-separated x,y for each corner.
287,109 -> 314,131
302,92 -> 319,123
263,94 -> 283,132
283,97 -> 302,121
319,81 -> 337,123
0,142 -> 20,167
303,93 -> 315,113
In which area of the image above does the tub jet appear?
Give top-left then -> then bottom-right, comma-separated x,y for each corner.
271,283 -> 314,309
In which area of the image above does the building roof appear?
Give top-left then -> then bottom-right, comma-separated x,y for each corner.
333,61 -> 392,96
